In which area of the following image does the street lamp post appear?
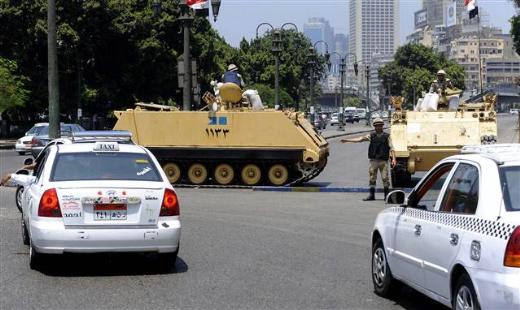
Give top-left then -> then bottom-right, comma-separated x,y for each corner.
309,41 -> 329,123
366,65 -> 371,126
256,23 -> 298,109
308,47 -> 315,125
153,0 -> 221,111
48,0 -> 60,139
328,52 -> 357,131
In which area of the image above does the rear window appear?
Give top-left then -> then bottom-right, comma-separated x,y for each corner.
500,166 -> 520,211
51,152 -> 162,182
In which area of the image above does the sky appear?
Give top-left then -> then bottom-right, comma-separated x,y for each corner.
210,0 -> 518,47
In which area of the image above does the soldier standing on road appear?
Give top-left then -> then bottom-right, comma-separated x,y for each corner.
222,64 -> 245,88
340,118 -> 396,201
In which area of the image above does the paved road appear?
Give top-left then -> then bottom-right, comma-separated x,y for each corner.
1,187 -> 446,310
0,114 -> 517,309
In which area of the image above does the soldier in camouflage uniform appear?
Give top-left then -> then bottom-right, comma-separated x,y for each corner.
341,118 -> 396,201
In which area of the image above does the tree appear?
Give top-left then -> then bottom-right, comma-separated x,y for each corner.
511,0 -> 520,55
0,0 -> 234,118
379,44 -> 465,108
0,57 -> 29,114
238,29 -> 327,107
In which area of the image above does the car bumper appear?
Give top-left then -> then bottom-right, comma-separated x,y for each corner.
15,143 -> 31,152
30,219 -> 181,254
471,267 -> 520,309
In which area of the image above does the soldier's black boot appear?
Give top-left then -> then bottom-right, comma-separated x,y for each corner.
384,187 -> 389,200
363,187 -> 376,201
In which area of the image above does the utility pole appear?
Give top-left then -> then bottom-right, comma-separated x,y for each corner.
48,0 -> 60,139
179,4 -> 194,111
366,65 -> 371,126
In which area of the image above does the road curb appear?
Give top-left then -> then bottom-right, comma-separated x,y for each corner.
322,126 -> 388,140
253,186 -> 412,193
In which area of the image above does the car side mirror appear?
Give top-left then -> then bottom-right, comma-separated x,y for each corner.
386,190 -> 406,205
24,158 -> 34,166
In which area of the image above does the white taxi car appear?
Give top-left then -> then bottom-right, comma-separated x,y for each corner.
372,144 -> 519,310
16,138 -> 181,269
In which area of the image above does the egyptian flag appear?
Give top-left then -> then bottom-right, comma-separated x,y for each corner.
187,0 -> 209,16
464,0 -> 479,19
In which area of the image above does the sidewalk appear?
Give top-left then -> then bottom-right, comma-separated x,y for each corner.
0,139 -> 16,150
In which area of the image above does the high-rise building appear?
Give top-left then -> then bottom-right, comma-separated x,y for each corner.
422,0 -> 464,29
349,0 -> 399,63
303,18 -> 335,55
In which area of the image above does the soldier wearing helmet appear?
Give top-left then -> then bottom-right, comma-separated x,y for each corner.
222,64 -> 245,88
340,117 -> 396,201
429,69 -> 454,94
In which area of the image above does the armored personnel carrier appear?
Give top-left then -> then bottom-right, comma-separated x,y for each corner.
113,84 -> 329,186
390,92 -> 498,187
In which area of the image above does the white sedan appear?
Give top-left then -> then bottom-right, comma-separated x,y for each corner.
16,140 -> 181,269
371,144 -> 519,309
15,122 -> 48,155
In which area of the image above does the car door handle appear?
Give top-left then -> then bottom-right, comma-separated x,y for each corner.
414,224 -> 422,236
450,233 -> 459,246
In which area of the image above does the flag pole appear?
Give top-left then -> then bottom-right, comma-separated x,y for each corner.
477,8 -> 483,94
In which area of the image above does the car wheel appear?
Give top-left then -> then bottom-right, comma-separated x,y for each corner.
29,240 -> 44,270
21,217 -> 29,245
453,273 -> 481,310
15,186 -> 24,213
372,238 -> 397,297
18,151 -> 25,155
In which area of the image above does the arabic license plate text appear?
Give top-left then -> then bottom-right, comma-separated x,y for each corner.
94,204 -> 127,221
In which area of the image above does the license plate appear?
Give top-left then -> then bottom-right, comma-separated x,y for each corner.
94,204 -> 127,221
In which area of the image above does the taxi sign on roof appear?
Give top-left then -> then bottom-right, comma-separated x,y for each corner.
93,142 -> 119,152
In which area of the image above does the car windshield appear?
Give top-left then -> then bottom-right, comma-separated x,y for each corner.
500,166 -> 520,211
27,125 -> 45,135
37,124 -> 84,136
51,152 -> 162,182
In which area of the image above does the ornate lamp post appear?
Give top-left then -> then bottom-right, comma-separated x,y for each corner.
328,52 -> 357,131
153,0 -> 222,111
308,41 -> 329,123
366,65 -> 371,126
256,22 -> 298,109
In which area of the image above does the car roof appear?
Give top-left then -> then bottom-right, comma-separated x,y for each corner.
448,144 -> 520,166
55,143 -> 147,154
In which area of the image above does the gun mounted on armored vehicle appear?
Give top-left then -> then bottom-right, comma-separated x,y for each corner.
390,90 -> 498,187
113,83 -> 329,187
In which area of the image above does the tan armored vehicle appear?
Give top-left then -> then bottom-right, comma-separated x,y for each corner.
390,92 -> 498,187
113,84 -> 329,186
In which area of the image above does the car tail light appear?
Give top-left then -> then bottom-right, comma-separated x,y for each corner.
504,227 -> 520,268
30,137 -> 43,147
38,188 -> 62,217
160,189 -> 179,216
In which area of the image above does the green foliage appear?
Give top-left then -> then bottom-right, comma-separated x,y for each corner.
511,15 -> 520,55
0,57 -> 29,114
0,1 -> 324,118
251,84 -> 293,108
237,30 -> 326,107
379,44 -> 466,107
344,96 -> 362,108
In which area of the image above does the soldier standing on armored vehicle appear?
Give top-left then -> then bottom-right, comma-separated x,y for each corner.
429,70 -> 454,93
222,64 -> 245,88
340,118 -> 396,201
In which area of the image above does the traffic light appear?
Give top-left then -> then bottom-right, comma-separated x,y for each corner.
354,62 -> 358,76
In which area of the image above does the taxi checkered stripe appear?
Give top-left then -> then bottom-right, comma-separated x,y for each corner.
386,207 -> 517,240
